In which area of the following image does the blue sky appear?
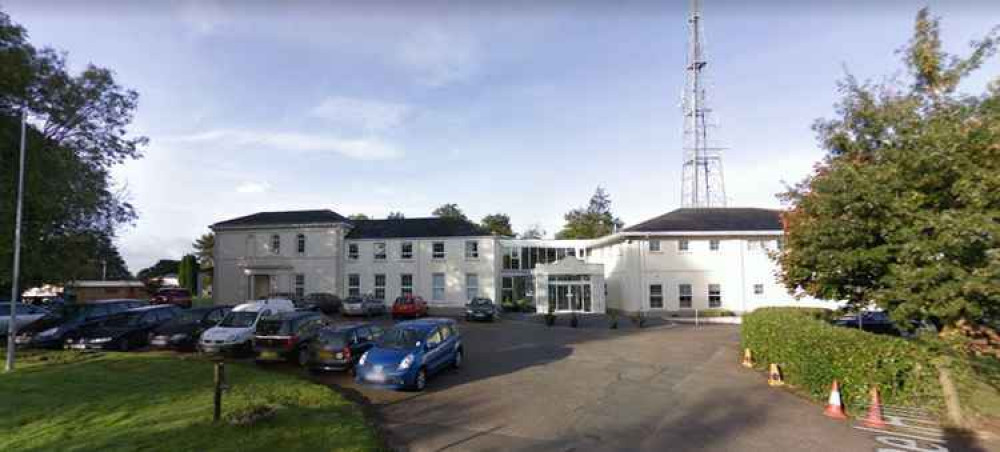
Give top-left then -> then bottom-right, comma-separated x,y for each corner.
3,0 -> 998,272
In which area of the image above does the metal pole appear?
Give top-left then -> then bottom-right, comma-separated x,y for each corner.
6,109 -> 27,373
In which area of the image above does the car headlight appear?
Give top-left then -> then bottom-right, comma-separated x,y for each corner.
171,334 -> 188,341
39,327 -> 59,337
359,351 -> 368,366
466,309 -> 474,314
92,337 -> 112,343
398,353 -> 414,370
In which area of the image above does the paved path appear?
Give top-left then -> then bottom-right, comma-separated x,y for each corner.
309,319 -> 883,451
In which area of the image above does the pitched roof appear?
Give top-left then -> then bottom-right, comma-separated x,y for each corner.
213,209 -> 348,228
346,218 -> 491,239
623,208 -> 783,233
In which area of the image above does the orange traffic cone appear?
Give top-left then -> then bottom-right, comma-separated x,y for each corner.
741,348 -> 754,368
767,363 -> 784,387
862,386 -> 886,428
824,380 -> 848,420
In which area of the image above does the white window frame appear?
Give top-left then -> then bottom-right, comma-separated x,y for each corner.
296,233 -> 306,254
374,274 -> 386,300
432,241 -> 446,259
709,240 -> 720,251
295,273 -> 305,298
679,283 -> 693,308
678,239 -> 690,252
649,240 -> 661,252
753,284 -> 764,296
465,240 -> 479,259
432,273 -> 446,301
347,274 -> 361,297
649,284 -> 664,309
400,274 -> 413,296
465,273 -> 479,300
400,241 -> 413,260
374,242 -> 387,261
271,234 -> 281,255
708,284 -> 722,308
348,243 -> 359,260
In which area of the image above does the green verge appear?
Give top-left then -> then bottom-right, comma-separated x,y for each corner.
0,349 -> 381,451
741,307 -> 944,414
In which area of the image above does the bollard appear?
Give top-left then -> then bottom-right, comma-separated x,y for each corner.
213,360 -> 225,422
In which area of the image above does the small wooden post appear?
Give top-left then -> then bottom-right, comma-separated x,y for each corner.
213,360 -> 225,422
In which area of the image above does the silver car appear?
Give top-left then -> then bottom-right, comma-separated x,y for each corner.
341,296 -> 386,317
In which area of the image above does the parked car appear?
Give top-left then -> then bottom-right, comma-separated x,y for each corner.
301,292 -> 342,314
198,299 -> 296,355
149,305 -> 232,350
465,297 -> 500,322
307,323 -> 383,373
15,299 -> 147,348
391,295 -> 428,320
150,288 -> 193,309
355,318 -> 462,391
0,302 -> 49,337
833,311 -> 900,335
66,305 -> 182,351
253,311 -> 326,365
342,296 -> 387,317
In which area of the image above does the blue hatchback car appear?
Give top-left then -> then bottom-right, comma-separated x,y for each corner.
355,318 -> 462,391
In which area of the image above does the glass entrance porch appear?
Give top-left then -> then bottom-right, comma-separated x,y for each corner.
547,275 -> 593,312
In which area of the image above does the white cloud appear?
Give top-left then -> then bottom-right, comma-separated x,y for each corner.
176,0 -> 229,36
169,129 -> 403,160
236,181 -> 271,194
397,28 -> 480,87
310,96 -> 412,133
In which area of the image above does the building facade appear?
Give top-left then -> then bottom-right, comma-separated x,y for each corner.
211,208 -> 835,314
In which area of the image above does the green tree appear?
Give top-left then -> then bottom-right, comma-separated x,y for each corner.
520,224 -> 546,240
480,213 -> 514,236
348,213 -> 370,220
778,8 -> 1000,330
177,254 -> 198,293
387,211 -> 405,220
432,203 -> 467,221
556,187 -> 624,239
0,10 -> 145,293
192,233 -> 214,267
136,259 -> 179,282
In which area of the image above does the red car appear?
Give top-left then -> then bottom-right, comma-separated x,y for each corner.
151,288 -> 193,309
391,295 -> 428,320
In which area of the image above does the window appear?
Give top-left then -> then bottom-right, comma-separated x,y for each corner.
426,329 -> 443,347
649,240 -> 661,252
709,240 -> 720,251
708,284 -> 722,308
374,242 -> 387,260
400,274 -> 413,296
465,240 -> 479,259
348,243 -> 359,260
679,284 -> 693,308
296,234 -> 306,254
348,274 -> 360,297
678,240 -> 689,252
432,273 -> 446,301
465,274 -> 479,300
432,242 -> 445,259
400,242 -> 413,260
753,284 -> 764,295
295,274 -> 305,298
649,284 -> 664,309
374,274 -> 386,300
271,234 -> 281,254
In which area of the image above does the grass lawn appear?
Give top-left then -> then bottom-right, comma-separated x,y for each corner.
0,349 -> 382,451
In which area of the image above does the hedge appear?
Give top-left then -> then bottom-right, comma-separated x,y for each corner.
742,307 -> 943,413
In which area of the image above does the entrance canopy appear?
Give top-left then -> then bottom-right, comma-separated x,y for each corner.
532,257 -> 605,314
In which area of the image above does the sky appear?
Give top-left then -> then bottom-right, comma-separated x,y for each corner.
3,0 -> 999,273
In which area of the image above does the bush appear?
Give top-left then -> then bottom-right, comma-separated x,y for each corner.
742,307 -> 943,413
697,308 -> 737,318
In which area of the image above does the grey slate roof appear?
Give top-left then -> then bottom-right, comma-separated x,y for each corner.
623,208 -> 783,233
346,218 -> 491,239
213,209 -> 349,228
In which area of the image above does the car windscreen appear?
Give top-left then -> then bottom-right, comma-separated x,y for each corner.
344,298 -> 363,304
394,298 -> 414,305
101,312 -> 142,328
256,318 -> 291,335
378,327 -> 421,349
218,311 -> 258,328
470,299 -> 492,306
167,309 -> 206,325
317,330 -> 348,348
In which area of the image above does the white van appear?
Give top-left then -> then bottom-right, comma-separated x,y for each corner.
198,299 -> 295,354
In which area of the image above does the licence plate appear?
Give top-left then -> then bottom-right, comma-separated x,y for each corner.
15,336 -> 31,344
317,350 -> 334,359
259,350 -> 279,360
367,372 -> 386,383
69,343 -> 88,350
151,339 -> 167,346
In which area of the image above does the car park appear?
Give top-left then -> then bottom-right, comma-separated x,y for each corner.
198,299 -> 296,355
391,295 -> 428,320
342,295 -> 387,317
0,301 -> 49,336
253,311 -> 326,365
464,297 -> 500,322
66,305 -> 182,351
150,288 -> 193,308
300,292 -> 342,314
149,305 -> 231,350
307,323 -> 383,373
15,299 -> 147,348
355,318 -> 462,391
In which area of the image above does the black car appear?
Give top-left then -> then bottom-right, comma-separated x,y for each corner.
307,323 -> 383,373
301,292 -> 342,314
149,305 -> 232,350
66,305 -> 182,351
15,299 -> 147,349
253,311 -> 325,365
465,297 -> 501,322
833,311 -> 900,335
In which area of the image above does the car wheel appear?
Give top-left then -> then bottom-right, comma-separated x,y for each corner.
414,368 -> 427,391
453,350 -> 463,369
297,348 -> 309,367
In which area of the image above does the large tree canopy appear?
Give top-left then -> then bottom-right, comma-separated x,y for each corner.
556,187 -> 624,239
778,8 -> 1000,329
431,203 -> 468,221
0,10 -> 145,293
480,213 -> 514,236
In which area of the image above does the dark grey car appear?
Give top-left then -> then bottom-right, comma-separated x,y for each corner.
465,297 -> 500,322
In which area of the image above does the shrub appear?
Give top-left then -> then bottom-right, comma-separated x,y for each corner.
696,308 -> 737,318
742,307 -> 943,413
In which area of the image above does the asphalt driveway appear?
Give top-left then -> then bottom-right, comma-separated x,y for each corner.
308,318 -> 879,451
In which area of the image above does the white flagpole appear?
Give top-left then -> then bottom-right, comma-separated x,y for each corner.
6,108 -> 27,373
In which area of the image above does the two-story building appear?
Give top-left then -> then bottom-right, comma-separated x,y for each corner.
210,207 -> 834,314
